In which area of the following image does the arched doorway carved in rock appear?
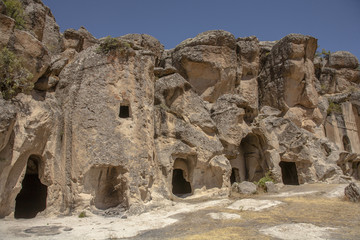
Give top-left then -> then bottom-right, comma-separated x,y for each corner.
15,155 -> 47,219
172,158 -> 192,196
240,134 -> 268,182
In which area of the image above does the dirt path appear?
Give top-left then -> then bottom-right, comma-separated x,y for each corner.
0,183 -> 359,240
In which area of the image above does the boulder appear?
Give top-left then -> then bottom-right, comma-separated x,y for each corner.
344,182 -> 360,202
235,181 -> 257,194
12,29 -> 50,83
172,30 -> 237,102
329,51 -> 359,69
265,181 -> 279,193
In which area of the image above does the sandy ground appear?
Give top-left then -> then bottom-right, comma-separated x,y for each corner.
0,183 -> 359,240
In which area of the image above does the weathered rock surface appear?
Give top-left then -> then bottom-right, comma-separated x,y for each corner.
232,181 -> 257,194
344,182 -> 360,202
0,99 -> 17,152
172,30 -> 237,102
0,14 -> 15,48
258,34 -> 319,111
329,51 -> 359,70
21,0 -> 63,55
0,0 -> 359,219
12,29 -> 50,82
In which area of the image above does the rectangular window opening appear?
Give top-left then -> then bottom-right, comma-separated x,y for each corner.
119,105 -> 130,118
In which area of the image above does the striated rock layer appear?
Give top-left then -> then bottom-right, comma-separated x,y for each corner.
0,0 -> 360,218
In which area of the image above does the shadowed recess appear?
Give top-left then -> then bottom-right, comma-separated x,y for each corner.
15,155 -> 47,219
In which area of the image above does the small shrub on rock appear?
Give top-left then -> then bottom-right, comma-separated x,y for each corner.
327,100 -> 342,116
255,171 -> 275,191
3,0 -> 26,29
78,211 -> 87,218
96,36 -> 131,55
0,47 -> 33,100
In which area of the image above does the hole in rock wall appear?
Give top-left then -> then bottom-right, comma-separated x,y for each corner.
172,169 -> 192,196
241,134 -> 267,182
279,161 -> 299,185
343,136 -> 352,152
15,155 -> 47,219
230,168 -> 240,184
119,105 -> 130,118
84,166 -> 127,210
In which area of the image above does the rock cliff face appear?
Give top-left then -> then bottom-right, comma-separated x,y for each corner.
0,0 -> 360,218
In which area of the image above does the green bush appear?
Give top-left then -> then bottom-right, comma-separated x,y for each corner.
96,36 -> 131,55
0,47 -> 33,99
327,100 -> 342,116
315,45 -> 331,59
3,0 -> 26,29
255,171 -> 275,191
78,211 -> 87,218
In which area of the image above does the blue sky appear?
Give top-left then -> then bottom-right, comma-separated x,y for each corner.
42,0 -> 360,60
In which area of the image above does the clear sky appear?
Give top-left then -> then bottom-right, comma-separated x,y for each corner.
42,0 -> 360,60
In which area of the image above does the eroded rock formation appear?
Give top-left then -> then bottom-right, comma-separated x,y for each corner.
0,0 -> 360,218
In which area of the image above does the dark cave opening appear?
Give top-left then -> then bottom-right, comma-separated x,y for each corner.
119,105 -> 130,118
279,161 -> 299,185
172,169 -> 191,196
94,166 -> 123,210
230,168 -> 240,184
15,156 -> 47,219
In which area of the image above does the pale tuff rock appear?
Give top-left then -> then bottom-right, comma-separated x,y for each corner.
0,98 -> 17,152
344,182 -> 360,202
0,14 -> 15,48
0,1 -> 360,218
0,94 -> 61,217
63,27 -> 98,52
12,29 -> 50,83
258,34 -> 319,111
21,0 -> 63,55
329,51 -> 359,70
119,33 -> 164,62
173,30 -> 237,102
232,181 -> 257,194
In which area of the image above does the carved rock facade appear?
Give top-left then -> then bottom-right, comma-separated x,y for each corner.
0,0 -> 360,218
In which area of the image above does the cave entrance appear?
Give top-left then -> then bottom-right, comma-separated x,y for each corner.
240,134 -> 267,182
84,165 -> 127,210
15,155 -> 47,219
279,161 -> 299,185
230,168 -> 240,184
172,169 -> 191,196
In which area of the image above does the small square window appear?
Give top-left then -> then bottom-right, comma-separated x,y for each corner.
119,105 -> 130,118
